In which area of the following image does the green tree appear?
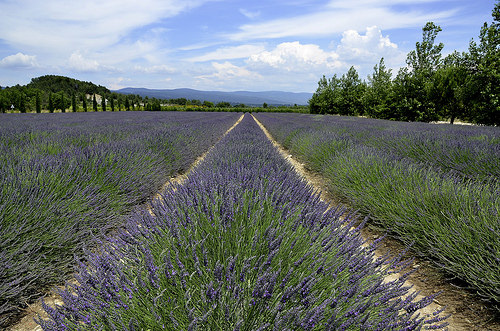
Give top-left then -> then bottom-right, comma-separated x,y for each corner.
82,94 -> 87,112
407,22 -> 444,76
393,22 -> 444,122
110,96 -> 115,111
0,92 -> 6,113
203,100 -> 214,108
48,92 -> 54,113
363,58 -> 394,119
465,0 -> 500,125
216,101 -> 231,108
60,93 -> 66,113
101,95 -> 106,111
36,92 -> 41,113
92,94 -> 98,111
19,93 -> 26,113
125,97 -> 130,111
72,93 -> 77,112
430,52 -> 468,124
309,75 -> 337,114
338,66 -> 366,116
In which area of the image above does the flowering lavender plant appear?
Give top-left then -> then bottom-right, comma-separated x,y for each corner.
0,111 -> 241,327
255,112 -> 500,307
37,115 -> 448,330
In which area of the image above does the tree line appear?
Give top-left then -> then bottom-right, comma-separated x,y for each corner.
310,1 -> 499,126
0,76 -> 308,113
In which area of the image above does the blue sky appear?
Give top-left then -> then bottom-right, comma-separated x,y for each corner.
0,0 -> 495,92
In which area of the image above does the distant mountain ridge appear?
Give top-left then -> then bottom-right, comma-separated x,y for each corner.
115,87 -> 313,106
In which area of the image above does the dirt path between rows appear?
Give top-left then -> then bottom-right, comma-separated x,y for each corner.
252,114 -> 499,331
8,114 -> 245,331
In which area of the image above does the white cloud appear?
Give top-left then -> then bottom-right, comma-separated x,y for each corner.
0,0 -> 212,54
336,26 -> 403,61
239,8 -> 261,19
248,41 -> 342,72
107,77 -> 132,90
68,51 -> 101,72
196,61 -> 262,87
188,44 -> 266,62
228,3 -> 457,41
134,64 -> 176,74
0,52 -> 39,69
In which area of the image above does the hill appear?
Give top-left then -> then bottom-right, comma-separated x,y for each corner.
115,87 -> 313,106
27,75 -> 110,96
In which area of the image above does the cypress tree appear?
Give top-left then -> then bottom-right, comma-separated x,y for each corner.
110,96 -> 115,111
72,93 -> 77,112
125,97 -> 130,111
82,94 -> 87,112
92,94 -> 97,111
19,94 -> 26,113
35,92 -> 41,113
101,95 -> 106,112
48,92 -> 54,113
61,93 -> 66,113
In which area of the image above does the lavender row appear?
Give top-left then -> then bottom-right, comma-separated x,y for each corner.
37,114 -> 448,330
254,112 -> 500,307
254,113 -> 500,182
0,111 -> 241,327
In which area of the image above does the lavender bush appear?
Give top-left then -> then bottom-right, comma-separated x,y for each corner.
0,111 -> 241,327
254,113 -> 500,307
37,115 -> 448,330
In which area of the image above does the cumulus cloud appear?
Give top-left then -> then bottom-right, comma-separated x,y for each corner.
196,61 -> 262,87
336,26 -> 403,62
68,51 -> 102,72
247,41 -> 342,72
0,52 -> 39,69
188,44 -> 266,62
333,26 -> 407,77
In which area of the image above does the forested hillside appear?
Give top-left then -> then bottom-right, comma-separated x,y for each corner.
27,75 -> 110,95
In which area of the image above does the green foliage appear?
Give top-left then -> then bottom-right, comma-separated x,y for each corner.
71,93 -> 77,112
125,96 -> 130,111
203,100 -> 214,108
464,0 -> 500,125
216,101 -> 232,108
48,92 -> 54,113
36,92 -> 41,113
82,93 -> 88,112
27,75 -> 109,96
338,67 -> 366,116
363,58 -> 395,119
310,1 -> 500,125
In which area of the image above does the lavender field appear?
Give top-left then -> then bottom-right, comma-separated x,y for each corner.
254,113 -> 500,308
3,111 -> 498,330
35,114 -> 448,330
0,111 -> 240,327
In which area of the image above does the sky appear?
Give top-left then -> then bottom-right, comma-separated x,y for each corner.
0,0 -> 495,92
